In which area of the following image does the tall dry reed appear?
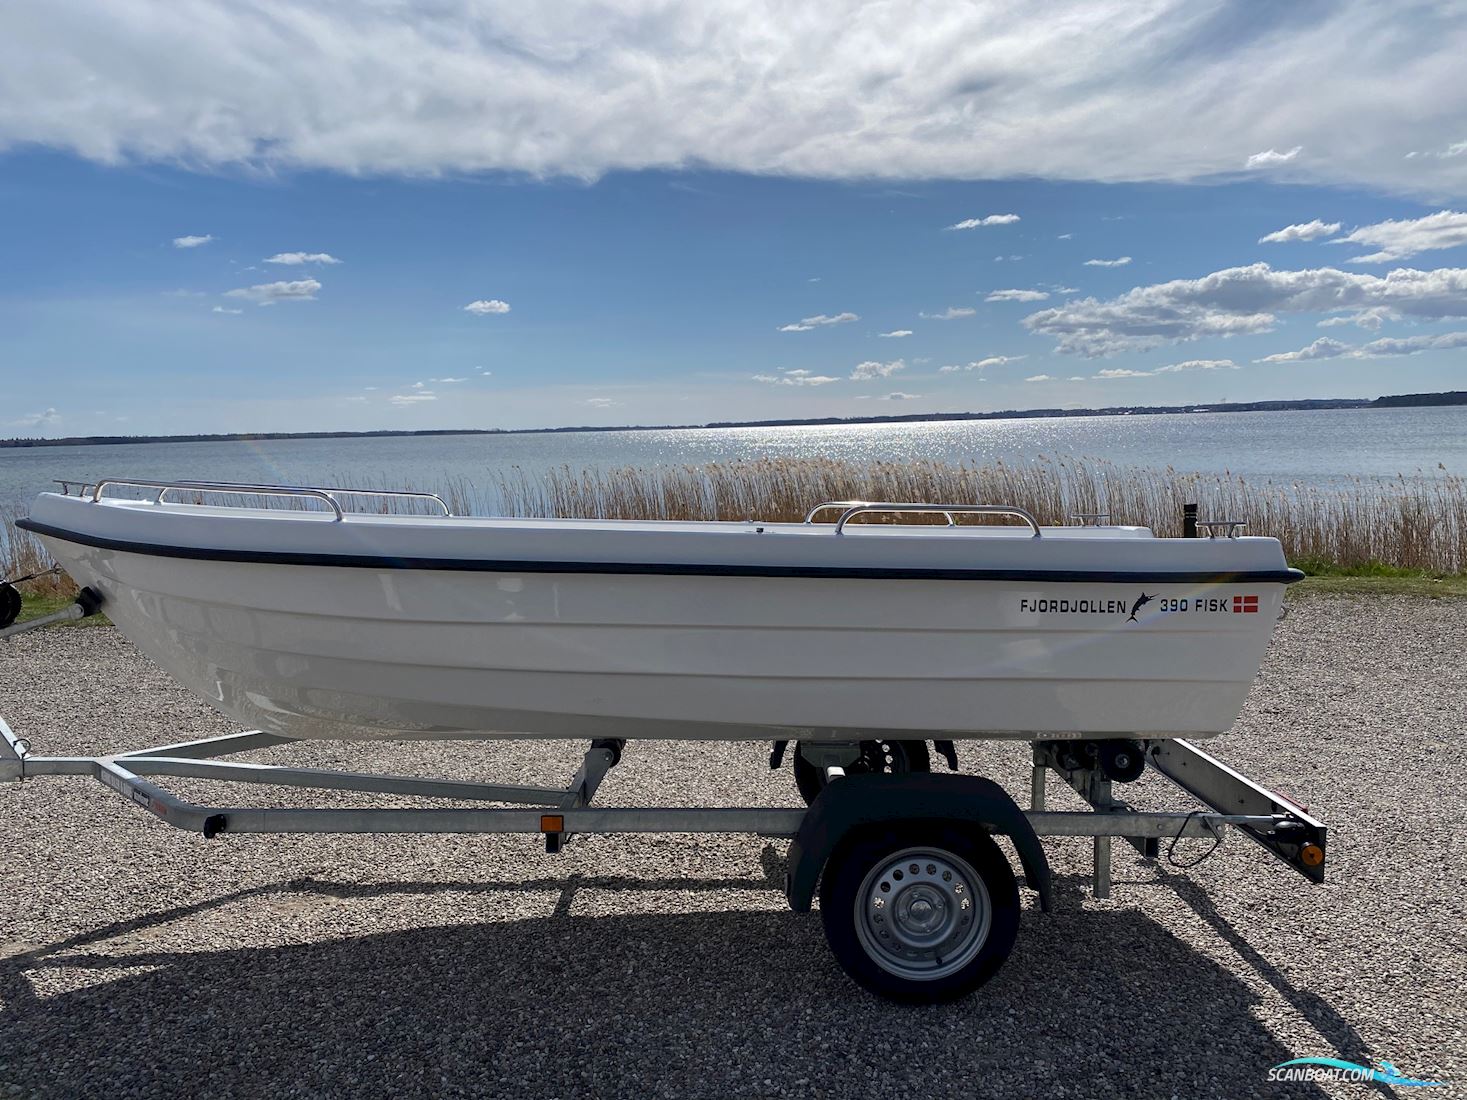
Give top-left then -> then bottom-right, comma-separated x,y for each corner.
486,457 -> 1467,573
1,505 -> 73,597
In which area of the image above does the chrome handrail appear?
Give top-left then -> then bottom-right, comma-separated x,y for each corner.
1198,520 -> 1247,539
804,500 -> 862,523
88,478 -> 453,520
829,502 -> 1043,538
93,479 -> 346,521
804,500 -> 955,526
307,487 -> 453,515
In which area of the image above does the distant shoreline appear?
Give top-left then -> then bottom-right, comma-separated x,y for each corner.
2,390 -> 1463,450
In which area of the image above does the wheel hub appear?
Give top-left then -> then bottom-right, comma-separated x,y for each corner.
855,847 -> 992,981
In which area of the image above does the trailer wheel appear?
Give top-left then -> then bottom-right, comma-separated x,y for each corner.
819,823 -> 1019,1003
793,739 -> 930,805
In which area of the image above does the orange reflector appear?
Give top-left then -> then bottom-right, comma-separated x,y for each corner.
1299,843 -> 1324,867
541,814 -> 564,833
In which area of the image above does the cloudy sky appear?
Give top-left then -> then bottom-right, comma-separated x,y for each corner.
3,0 -> 1467,436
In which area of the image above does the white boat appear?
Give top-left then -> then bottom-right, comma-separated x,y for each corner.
19,479 -> 1300,745
8,477 -> 1328,1004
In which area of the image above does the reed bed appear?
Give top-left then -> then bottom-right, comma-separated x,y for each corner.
3,458 -> 1464,593
1,505 -> 72,597
484,457 -> 1467,575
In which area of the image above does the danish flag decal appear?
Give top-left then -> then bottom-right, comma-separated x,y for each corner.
1232,594 -> 1260,613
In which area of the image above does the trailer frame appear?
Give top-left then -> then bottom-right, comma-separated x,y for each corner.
1,586 -> 1329,1001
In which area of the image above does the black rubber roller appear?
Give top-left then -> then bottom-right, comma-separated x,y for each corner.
1098,739 -> 1146,783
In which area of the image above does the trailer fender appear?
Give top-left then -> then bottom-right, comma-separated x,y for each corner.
784,773 -> 1052,913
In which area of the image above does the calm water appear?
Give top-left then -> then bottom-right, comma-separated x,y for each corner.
2,406 -> 1462,514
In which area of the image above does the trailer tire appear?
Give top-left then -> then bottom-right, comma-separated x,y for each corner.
819,822 -> 1019,1003
794,739 -> 930,806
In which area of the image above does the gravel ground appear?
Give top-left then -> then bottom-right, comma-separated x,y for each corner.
1,594 -> 1463,1099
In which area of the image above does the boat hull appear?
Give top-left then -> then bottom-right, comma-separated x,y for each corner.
34,535 -> 1284,742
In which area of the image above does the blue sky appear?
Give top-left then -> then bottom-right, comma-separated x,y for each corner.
2,2 -> 1466,436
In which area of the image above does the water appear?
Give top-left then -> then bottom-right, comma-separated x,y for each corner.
2,405 -> 1462,514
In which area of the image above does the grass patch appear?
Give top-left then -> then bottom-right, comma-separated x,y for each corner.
1288,556 -> 1467,597
1289,555 -> 1429,578
1291,573 -> 1467,598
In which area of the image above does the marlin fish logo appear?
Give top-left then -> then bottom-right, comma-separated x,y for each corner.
1127,593 -> 1156,622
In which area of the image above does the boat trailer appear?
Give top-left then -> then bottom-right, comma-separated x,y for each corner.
0,702 -> 1326,1003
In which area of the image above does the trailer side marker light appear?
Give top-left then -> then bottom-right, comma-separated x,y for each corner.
541,814 -> 564,833
1299,843 -> 1324,867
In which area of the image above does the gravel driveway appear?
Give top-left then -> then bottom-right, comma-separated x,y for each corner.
1,594 -> 1463,1099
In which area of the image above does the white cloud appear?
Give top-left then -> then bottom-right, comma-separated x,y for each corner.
1259,220 -> 1341,244
1258,330 -> 1467,362
5,6 -> 1467,197
938,355 -> 1025,373
778,311 -> 858,332
1406,140 -> 1467,160
985,288 -> 1049,302
918,306 -> 976,320
1096,359 -> 1237,378
389,391 -> 438,406
1245,146 -> 1302,169
945,214 -> 1020,230
1355,330 -> 1467,356
223,278 -> 321,305
1023,262 -> 1467,356
878,329 -> 913,338
345,395 -> 367,402
464,299 -> 511,315
850,359 -> 905,380
1025,374 -> 1055,382
10,407 -> 59,428
752,368 -> 840,386
265,251 -> 341,265
1335,210 -> 1467,263
1084,256 -> 1132,267
1154,358 -> 1238,373
1058,233 -> 1073,240
878,391 -> 922,400
172,234 -> 213,248
1254,337 -> 1353,363
582,396 -> 618,407
1316,306 -> 1398,330
211,305 -> 243,314
431,376 -> 468,383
